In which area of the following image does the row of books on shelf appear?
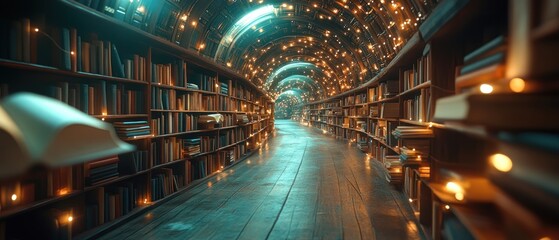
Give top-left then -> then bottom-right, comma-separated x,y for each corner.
0,151 -> 149,212
368,80 -> 399,102
232,84 -> 255,101
151,88 -> 204,111
150,168 -> 182,202
402,50 -> 431,91
80,142 -> 258,227
150,138 -> 185,165
370,120 -> 399,147
86,183 -> 148,229
1,18 -> 149,81
48,81 -> 145,115
402,88 -> 431,122
84,150 -> 150,187
188,72 -> 218,92
150,60 -> 188,87
150,112 -> 257,136
191,155 -> 219,180
151,113 -> 199,135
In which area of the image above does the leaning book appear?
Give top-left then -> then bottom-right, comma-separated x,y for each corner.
0,92 -> 135,179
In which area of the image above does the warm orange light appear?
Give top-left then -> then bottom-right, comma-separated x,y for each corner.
144,198 -> 148,204
445,181 -> 463,194
68,216 -> 73,222
444,205 -> 450,210
455,192 -> 464,201
70,51 -> 75,55
480,84 -> 493,94
34,28 -> 39,32
11,194 -> 17,201
509,78 -> 525,93
58,188 -> 69,196
489,153 -> 513,172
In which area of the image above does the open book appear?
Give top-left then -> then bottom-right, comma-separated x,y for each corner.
0,92 -> 134,179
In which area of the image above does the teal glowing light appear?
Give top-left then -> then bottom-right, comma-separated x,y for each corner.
276,75 -> 321,90
265,62 -> 320,87
216,5 -> 277,60
275,89 -> 305,102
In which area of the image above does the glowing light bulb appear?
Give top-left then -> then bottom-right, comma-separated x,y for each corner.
68,216 -> 73,222
489,153 -> 513,172
445,181 -> 463,193
34,28 -> 39,32
509,78 -> 525,93
480,84 -> 493,94
444,205 -> 450,210
455,192 -> 464,201
11,194 -> 17,201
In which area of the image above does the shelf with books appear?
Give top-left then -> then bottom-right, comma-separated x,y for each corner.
0,1 -> 274,239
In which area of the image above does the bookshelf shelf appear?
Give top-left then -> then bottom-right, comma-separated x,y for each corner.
297,1 -> 559,239
368,96 -> 400,105
0,0 -> 274,239
83,169 -> 151,191
399,81 -> 432,97
0,190 -> 81,220
92,114 -> 149,119
0,59 -> 149,85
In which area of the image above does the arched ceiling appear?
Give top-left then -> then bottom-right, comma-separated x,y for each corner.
149,0 -> 440,103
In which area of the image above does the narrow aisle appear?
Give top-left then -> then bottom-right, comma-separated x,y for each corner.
100,120 -> 421,240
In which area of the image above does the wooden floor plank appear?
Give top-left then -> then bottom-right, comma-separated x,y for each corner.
96,120 -> 422,240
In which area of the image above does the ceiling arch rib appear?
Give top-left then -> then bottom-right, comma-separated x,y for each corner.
237,31 -> 366,84
263,61 -> 337,98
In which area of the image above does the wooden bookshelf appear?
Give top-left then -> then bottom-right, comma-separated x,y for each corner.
0,0 -> 274,239
301,0 -> 559,239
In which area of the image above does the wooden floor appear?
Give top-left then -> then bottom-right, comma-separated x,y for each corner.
99,120 -> 422,240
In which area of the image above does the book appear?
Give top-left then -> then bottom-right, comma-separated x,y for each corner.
0,92 -> 134,179
433,92 -> 559,130
463,35 -> 506,64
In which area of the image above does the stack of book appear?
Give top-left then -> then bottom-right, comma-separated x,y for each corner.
392,126 -> 433,138
399,146 -> 426,166
455,35 -> 507,93
113,120 -> 151,139
383,155 -> 403,183
183,138 -> 201,157
85,156 -> 119,186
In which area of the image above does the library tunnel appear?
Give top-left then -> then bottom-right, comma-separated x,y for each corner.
155,0 -> 438,118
